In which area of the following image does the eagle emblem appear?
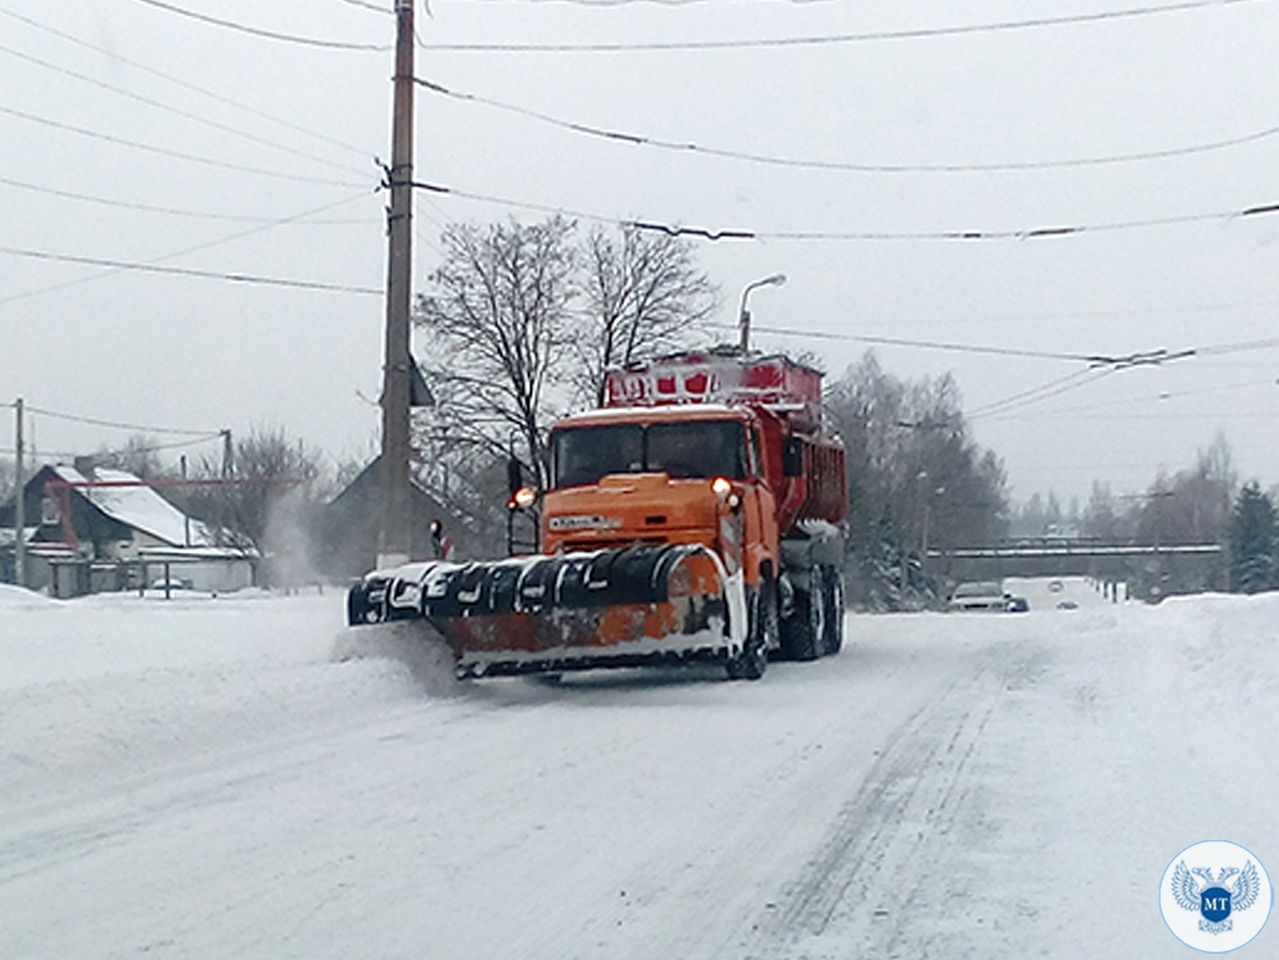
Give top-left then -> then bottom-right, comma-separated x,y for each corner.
1171,860 -> 1262,934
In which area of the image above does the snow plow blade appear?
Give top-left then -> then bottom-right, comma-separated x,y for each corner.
347,544 -> 744,678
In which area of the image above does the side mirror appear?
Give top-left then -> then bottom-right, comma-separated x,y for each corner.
782,436 -> 804,478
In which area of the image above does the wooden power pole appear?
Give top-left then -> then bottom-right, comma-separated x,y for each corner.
378,0 -> 415,569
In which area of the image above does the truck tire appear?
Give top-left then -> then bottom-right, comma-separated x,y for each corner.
782,585 -> 824,661
821,566 -> 845,656
727,580 -> 776,680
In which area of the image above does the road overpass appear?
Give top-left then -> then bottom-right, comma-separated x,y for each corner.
926,540 -> 1226,601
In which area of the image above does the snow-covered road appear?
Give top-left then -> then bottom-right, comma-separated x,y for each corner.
1,579 -> 1275,959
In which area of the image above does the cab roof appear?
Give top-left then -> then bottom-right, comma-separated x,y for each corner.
554,404 -> 751,429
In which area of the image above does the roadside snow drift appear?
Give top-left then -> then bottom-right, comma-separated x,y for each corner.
1,577 -> 1275,959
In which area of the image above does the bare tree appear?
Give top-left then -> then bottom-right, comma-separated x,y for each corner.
413,217 -> 721,501
825,352 -> 1009,601
94,434 -> 165,480
577,225 -> 719,405
414,216 -> 580,488
1137,433 -> 1236,546
1080,481 -> 1136,541
178,426 -> 323,554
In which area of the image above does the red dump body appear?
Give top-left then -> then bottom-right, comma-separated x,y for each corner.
602,351 -> 847,535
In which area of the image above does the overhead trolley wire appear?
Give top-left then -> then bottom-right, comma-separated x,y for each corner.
0,247 -> 383,296
333,0 -> 395,13
128,0 -> 392,51
708,321 -> 1100,363
417,0 -> 1271,51
0,42 -> 373,178
0,104 -> 371,189
976,375 -> 1279,423
416,76 -> 1279,173
413,177 -> 1279,242
1194,336 -> 1279,357
967,369 -> 1117,421
720,322 -> 1205,369
0,173 -> 378,224
0,8 -> 374,159
0,192 -> 378,306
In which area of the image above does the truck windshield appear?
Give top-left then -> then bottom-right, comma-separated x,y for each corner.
552,420 -> 746,488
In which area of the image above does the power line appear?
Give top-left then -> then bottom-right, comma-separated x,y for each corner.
1,193 -> 373,304
967,369 -> 1116,420
129,0 -> 392,50
24,404 -> 219,437
102,433 -> 227,455
415,176 -> 1279,241
473,0 -> 719,5
872,295 -> 1279,331
0,433 -> 224,459
0,42 -> 372,177
978,376 -> 1279,422
709,321 -> 1097,362
0,246 -> 382,296
412,178 -> 627,225
334,0 -> 394,13
745,322 -> 1279,365
1196,336 -> 1279,357
723,322 -> 1205,369
0,103 -> 370,188
417,0 -> 1270,51
416,75 -> 1279,173
0,172 -> 378,224
0,8 -> 373,159
635,204 -> 1279,242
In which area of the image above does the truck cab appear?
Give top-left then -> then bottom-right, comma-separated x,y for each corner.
544,405 -> 779,585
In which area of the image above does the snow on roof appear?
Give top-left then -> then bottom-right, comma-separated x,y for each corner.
0,527 -> 38,548
557,403 -> 745,426
52,466 -> 215,548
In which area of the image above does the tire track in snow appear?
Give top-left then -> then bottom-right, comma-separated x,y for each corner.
498,636 -> 997,960
746,638 -> 1045,959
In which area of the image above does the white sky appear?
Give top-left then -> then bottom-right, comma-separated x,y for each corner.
3,0 -> 1279,506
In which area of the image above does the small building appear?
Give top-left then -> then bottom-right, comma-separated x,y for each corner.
1,460 -> 256,597
313,457 -> 504,583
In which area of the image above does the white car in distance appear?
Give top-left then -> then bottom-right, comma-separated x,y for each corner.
948,580 -> 1013,612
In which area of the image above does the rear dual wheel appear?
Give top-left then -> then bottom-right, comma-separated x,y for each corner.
782,566 -> 845,660
784,583 -> 825,661
821,566 -> 845,656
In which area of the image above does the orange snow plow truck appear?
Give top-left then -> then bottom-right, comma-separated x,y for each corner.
347,350 -> 848,680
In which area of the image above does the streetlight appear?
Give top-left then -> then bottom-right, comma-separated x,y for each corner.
738,273 -> 786,353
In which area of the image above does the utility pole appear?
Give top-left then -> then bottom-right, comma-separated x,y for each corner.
221,429 -> 234,478
218,428 -> 233,547
378,0 -> 415,569
181,454 -> 190,548
13,398 -> 25,587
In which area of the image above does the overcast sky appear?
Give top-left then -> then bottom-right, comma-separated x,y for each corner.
3,0 -> 1279,506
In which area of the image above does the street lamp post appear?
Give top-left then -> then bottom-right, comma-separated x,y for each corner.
738,273 -> 786,353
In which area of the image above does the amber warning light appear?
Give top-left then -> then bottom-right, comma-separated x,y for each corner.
508,487 -> 537,511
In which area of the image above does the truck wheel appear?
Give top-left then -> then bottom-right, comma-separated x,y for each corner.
727,580 -> 776,680
783,585 -> 824,661
821,566 -> 845,656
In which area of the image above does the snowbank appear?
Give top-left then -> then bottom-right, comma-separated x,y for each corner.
1,581 -> 1276,959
